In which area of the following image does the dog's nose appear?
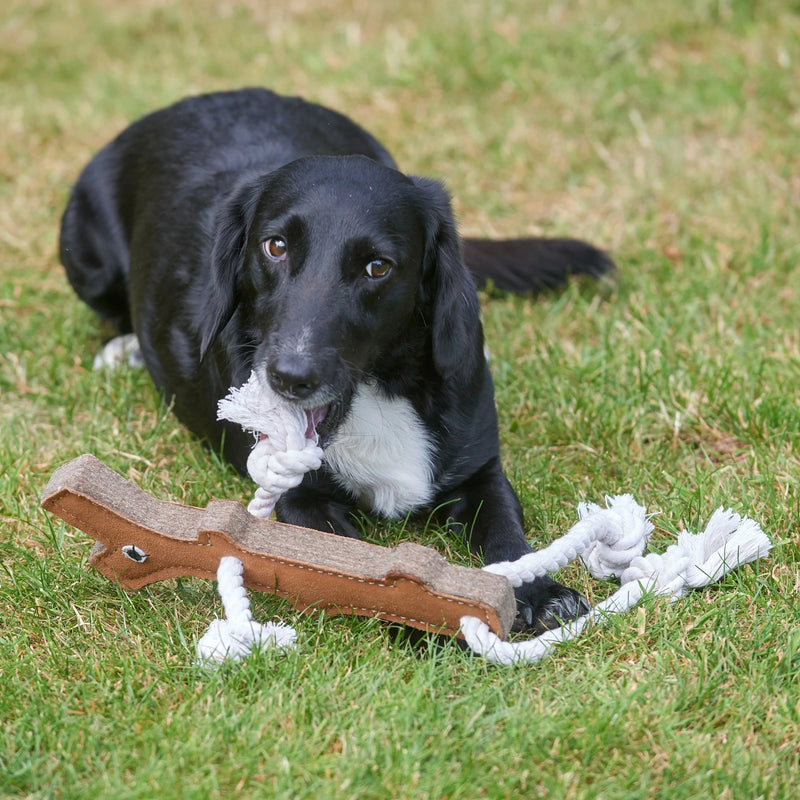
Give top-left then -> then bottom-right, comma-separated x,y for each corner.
267,357 -> 321,400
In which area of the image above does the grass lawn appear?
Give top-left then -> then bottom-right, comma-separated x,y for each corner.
2,0 -> 799,797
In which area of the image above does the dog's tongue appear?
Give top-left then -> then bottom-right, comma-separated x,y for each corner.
304,405 -> 329,440
255,405 -> 329,444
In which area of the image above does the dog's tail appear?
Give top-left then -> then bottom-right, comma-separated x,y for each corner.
461,237 -> 615,294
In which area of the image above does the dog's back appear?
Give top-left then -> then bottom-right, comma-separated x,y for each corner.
61,89 -> 613,343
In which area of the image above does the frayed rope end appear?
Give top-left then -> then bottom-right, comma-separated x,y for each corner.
196,556 -> 298,666
197,618 -> 297,664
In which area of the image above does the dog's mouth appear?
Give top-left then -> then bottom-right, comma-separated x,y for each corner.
254,403 -> 332,445
304,405 -> 329,440
305,389 -> 353,447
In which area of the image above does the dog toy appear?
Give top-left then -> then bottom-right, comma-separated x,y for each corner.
40,454 -> 516,653
40,371 -> 772,666
40,455 -> 771,665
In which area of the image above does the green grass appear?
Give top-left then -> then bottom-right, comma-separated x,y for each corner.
2,0 -> 799,797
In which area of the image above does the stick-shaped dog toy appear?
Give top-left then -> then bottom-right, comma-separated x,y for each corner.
40,454 -> 516,640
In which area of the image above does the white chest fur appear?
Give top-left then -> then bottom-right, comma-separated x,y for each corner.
323,383 -> 434,518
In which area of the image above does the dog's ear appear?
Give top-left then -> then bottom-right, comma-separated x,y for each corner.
197,177 -> 265,359
412,177 -> 484,382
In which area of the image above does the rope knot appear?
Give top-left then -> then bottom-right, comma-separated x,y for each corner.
578,494 -> 654,579
245,436 -> 323,517
218,370 -> 324,519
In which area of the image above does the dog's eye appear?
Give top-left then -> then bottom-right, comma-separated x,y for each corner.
263,237 -> 288,261
365,259 -> 392,279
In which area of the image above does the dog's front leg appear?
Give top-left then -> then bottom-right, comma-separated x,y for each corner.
275,474 -> 362,539
437,456 -> 589,633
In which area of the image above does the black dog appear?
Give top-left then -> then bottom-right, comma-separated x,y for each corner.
60,88 -> 613,633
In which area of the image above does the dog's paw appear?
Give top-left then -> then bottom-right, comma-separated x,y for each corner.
93,333 -> 144,371
512,575 -> 590,635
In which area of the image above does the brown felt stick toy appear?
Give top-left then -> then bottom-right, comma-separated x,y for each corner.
41,454 -> 516,642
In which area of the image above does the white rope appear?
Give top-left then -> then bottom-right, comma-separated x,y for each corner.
482,494 -> 655,587
460,502 -> 772,666
197,370 -> 318,664
217,370 -> 323,518
196,556 -> 297,663
201,370 -> 772,667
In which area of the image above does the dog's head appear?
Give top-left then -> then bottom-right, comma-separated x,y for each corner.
200,155 -> 484,441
